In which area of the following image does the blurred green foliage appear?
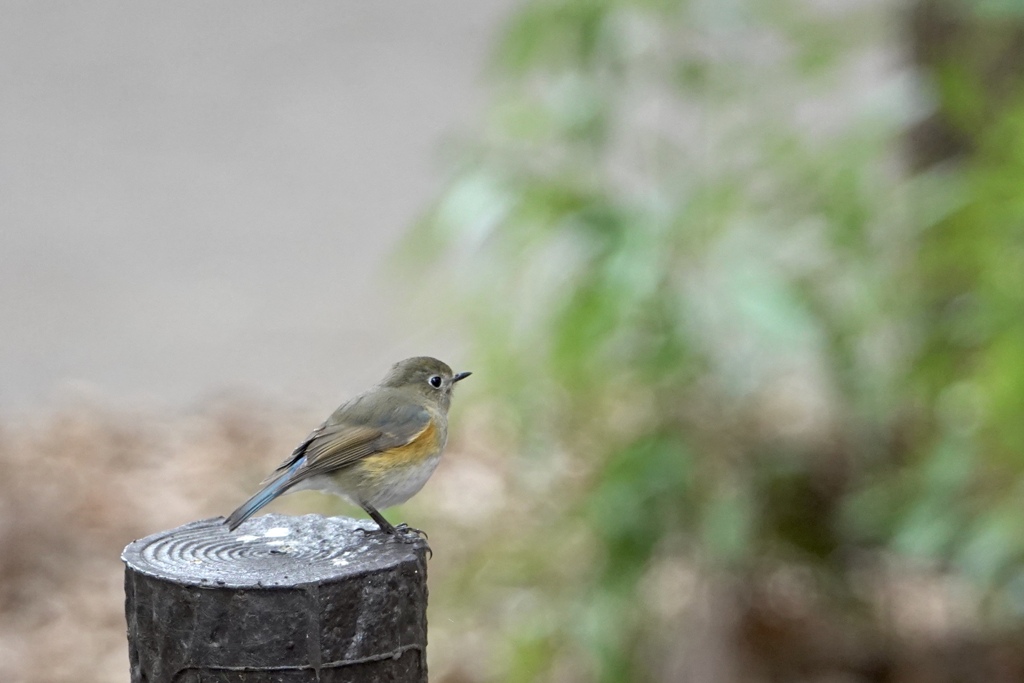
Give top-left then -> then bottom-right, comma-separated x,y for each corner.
406,0 -> 1024,679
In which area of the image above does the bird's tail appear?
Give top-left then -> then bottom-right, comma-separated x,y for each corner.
225,460 -> 303,531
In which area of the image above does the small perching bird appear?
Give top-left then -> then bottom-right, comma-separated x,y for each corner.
226,356 -> 470,535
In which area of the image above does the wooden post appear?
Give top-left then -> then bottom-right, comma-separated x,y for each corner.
122,513 -> 429,683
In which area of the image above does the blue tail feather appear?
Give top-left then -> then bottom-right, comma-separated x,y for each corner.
225,459 -> 303,530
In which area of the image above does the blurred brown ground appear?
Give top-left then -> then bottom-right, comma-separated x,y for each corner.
0,399 -> 505,682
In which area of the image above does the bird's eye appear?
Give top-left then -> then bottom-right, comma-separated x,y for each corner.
429,375 -> 443,388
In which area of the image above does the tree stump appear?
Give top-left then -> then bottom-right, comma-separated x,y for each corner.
122,513 -> 429,683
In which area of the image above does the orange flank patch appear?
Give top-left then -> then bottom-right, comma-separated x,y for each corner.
360,419 -> 442,475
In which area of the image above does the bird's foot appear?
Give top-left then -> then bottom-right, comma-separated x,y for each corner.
394,523 -> 428,540
392,524 -> 432,558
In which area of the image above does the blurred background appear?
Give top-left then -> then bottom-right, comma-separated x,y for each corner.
4,0 -> 1024,681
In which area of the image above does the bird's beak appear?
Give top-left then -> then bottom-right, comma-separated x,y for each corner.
453,371 -> 472,383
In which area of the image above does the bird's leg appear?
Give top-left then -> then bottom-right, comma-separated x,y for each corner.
362,504 -> 397,534
361,504 -> 429,555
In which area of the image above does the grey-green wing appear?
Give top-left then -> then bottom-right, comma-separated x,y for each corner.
266,390 -> 431,485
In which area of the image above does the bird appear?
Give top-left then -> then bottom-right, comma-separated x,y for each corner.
225,356 -> 470,535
